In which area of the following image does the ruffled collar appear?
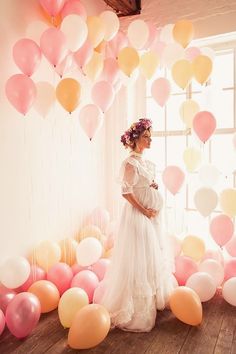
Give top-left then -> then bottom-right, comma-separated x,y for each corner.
129,151 -> 143,158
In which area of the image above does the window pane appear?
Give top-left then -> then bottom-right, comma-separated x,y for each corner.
145,136 -> 165,171
166,94 -> 187,130
211,51 -> 234,88
166,136 -> 186,168
211,134 -> 236,176
146,98 -> 165,131
146,67 -> 166,96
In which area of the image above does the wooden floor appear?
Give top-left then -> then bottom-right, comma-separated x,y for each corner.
1,290 -> 236,354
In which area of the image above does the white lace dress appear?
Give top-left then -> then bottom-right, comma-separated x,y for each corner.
100,152 -> 174,332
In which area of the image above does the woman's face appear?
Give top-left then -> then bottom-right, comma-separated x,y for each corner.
137,129 -> 152,150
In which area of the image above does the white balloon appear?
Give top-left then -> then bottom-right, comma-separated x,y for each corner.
100,11 -> 119,41
198,164 -> 221,186
127,19 -> 149,49
26,20 -> 48,43
61,14 -> 88,52
199,259 -> 224,287
194,187 -> 218,217
186,272 -> 216,302
161,43 -> 185,68
160,24 -> 175,43
0,257 -> 30,289
76,237 -> 103,266
222,277 -> 236,306
34,81 -> 55,117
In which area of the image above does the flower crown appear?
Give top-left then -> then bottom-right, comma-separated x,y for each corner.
120,118 -> 152,148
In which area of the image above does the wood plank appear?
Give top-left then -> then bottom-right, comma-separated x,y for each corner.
214,302 -> 236,354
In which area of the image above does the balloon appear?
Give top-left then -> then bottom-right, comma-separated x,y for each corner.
193,55 -> 212,84
93,280 -> 106,304
198,164 -> 220,187
40,28 -> 67,67
182,235 -> 205,261
162,43 -> 185,69
222,278 -> 236,306
151,78 -> 171,107
100,11 -> 119,41
34,240 -> 61,272
91,259 -> 110,281
20,265 -> 46,292
68,304 -> 110,349
201,47 -> 215,61
26,20 -> 48,44
59,238 -> 78,266
6,292 -> 40,338
77,224 -> 102,242
194,187 -> 218,217
185,47 -> 201,61
61,0 -> 87,20
61,14 -> 88,52
0,256 -> 30,289
174,256 -> 198,285
101,58 -> 120,85
186,272 -> 216,302
71,270 -> 99,303
105,31 -> 129,58
143,22 -> 159,50
13,38 -> 42,76
87,16 -> 105,48
88,207 -> 110,232
83,52 -> 103,81
0,284 -> 16,314
0,309 -> 5,336
34,81 -> 55,117
39,0 -> 66,16
183,147 -> 202,172
201,249 -> 224,266
91,81 -> 114,113
140,51 -> 159,80
224,259 -> 236,281
56,78 -> 80,113
118,47 -> 139,77
219,188 -> 236,217
162,165 -> 185,195
150,40 -> 166,58
210,214 -> 234,246
171,59 -> 193,89
79,104 -> 103,140
47,262 -> 73,295
225,235 -> 236,257
160,24 -> 175,43
199,259 -> 224,287
74,39 -> 93,68
173,20 -> 194,48
55,51 -> 77,77
169,286 -> 202,325
28,280 -> 60,313
5,74 -> 37,115
127,19 -> 149,49
179,99 -> 200,128
58,287 -> 89,328
76,237 -> 102,267
192,111 -> 216,143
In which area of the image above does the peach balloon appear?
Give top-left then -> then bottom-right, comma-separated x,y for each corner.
87,16 -> 105,48
171,59 -> 193,89
118,47 -> 140,77
219,188 -> 236,217
56,78 -> 80,113
68,304 -> 110,349
169,286 -> 202,325
28,280 -> 60,313
140,51 -> 159,80
183,147 -> 202,172
179,99 -> 200,129
59,238 -> 78,266
35,240 -> 61,272
83,52 -> 103,81
173,20 -> 194,48
182,235 -> 205,261
193,55 -> 212,84
77,224 -> 102,242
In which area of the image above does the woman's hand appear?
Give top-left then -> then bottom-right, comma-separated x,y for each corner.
150,181 -> 158,190
144,208 -> 158,218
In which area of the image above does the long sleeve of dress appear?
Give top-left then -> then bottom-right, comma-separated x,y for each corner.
121,162 -> 139,194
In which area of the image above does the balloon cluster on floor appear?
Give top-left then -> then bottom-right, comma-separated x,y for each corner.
5,0 -> 214,140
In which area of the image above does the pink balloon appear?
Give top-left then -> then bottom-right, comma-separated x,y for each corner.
151,77 -> 171,107
150,40 -> 166,58
162,165 -> 185,195
5,74 -> 37,115
0,284 -> 16,314
20,265 -> 46,292
143,22 -> 158,50
91,81 -> 115,113
73,39 -> 93,68
225,235 -> 236,257
47,262 -> 73,295
88,207 -> 110,232
13,39 -> 42,76
193,111 -> 216,143
6,292 -> 41,338
71,263 -> 91,275
71,270 -> 99,302
101,58 -> 120,85
61,0 -> 87,20
0,309 -> 5,336
105,31 -> 129,58
174,256 -> 198,285
39,0 -> 66,17
201,249 -> 224,266
79,104 -> 103,140
224,259 -> 236,281
91,259 -> 110,281
55,51 -> 76,77
185,47 -> 201,61
93,280 -> 106,304
40,28 -> 67,67
210,214 -> 234,246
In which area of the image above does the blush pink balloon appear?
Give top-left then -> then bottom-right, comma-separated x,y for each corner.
201,249 -> 224,266
6,292 -> 41,339
93,280 -> 106,304
193,111 -> 216,143
39,0 -> 66,17
174,256 -> 198,285
20,265 -> 46,292
55,51 -> 76,77
162,165 -> 185,195
106,31 -> 129,58
71,270 -> 99,302
210,214 -> 234,246
79,104 -> 103,140
224,259 -> 236,281
0,284 -> 16,314
5,74 -> 37,115
0,309 -> 5,336
151,77 -> 171,107
47,262 -> 73,295
143,22 -> 158,49
91,259 -> 110,281
61,0 -> 87,20
91,81 -> 115,113
225,235 -> 236,257
74,39 -> 93,68
185,47 -> 201,61
13,39 -> 42,76
101,58 -> 120,85
71,263 -> 91,275
40,28 -> 67,67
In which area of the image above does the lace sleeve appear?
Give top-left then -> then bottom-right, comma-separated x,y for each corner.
119,161 -> 139,194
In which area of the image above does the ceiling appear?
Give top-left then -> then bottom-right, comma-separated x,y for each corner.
103,0 -> 141,16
